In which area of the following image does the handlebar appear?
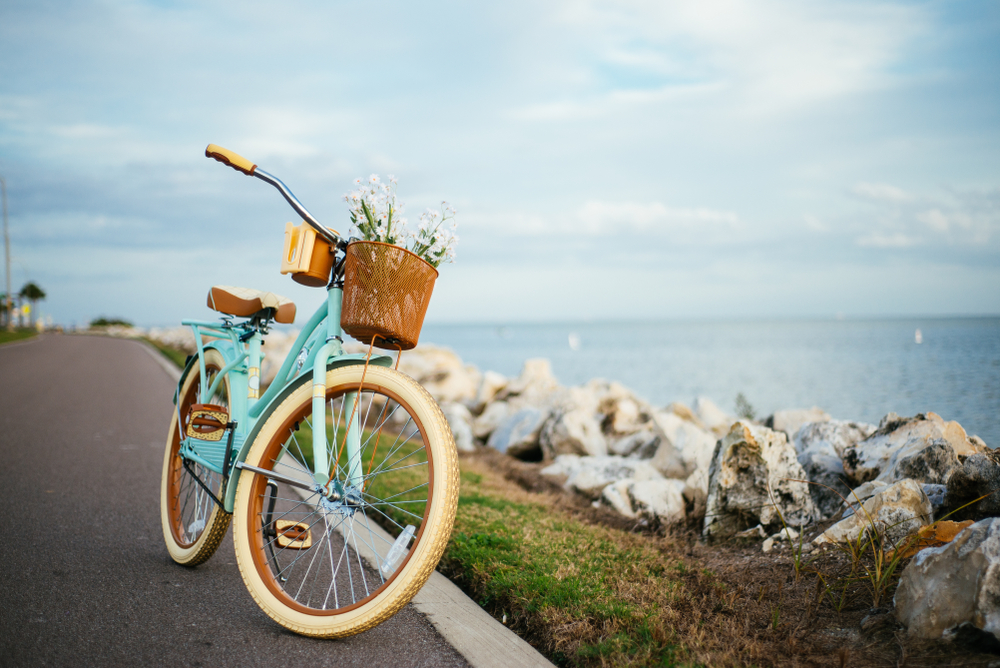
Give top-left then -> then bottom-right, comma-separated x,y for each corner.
205,144 -> 256,175
205,143 -> 340,244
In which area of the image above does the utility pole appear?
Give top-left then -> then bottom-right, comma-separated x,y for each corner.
1,175 -> 10,331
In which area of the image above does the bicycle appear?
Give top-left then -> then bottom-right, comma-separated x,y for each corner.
160,144 -> 459,638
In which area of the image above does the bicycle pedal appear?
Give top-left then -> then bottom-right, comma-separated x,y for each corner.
185,403 -> 230,442
274,520 -> 312,550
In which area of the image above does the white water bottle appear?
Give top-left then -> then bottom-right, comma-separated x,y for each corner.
380,525 -> 416,578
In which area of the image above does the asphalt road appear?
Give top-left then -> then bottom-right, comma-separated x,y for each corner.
0,334 -> 468,668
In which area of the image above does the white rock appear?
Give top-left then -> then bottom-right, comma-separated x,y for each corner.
895,518 -> 1000,641
650,410 -> 718,478
703,421 -> 818,538
540,454 -> 582,478
496,358 -> 560,405
663,402 -> 706,429
794,419 -> 877,519
475,370 -> 508,409
628,479 -> 687,523
841,480 -> 889,517
472,401 -> 510,440
586,379 -> 653,435
692,396 -> 736,436
683,467 -> 710,502
600,480 -> 636,518
487,407 -> 549,459
398,345 -> 481,404
769,407 -> 831,438
842,412 -> 983,485
542,454 -> 662,498
440,402 -> 476,452
608,430 -> 660,458
539,387 -> 607,458
814,479 -> 932,547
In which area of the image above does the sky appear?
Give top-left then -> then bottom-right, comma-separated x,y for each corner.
1,0 -> 998,327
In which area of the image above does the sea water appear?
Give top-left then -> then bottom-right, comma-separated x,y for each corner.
420,317 -> 1000,447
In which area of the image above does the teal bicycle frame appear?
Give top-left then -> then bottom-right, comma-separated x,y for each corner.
176,284 -> 393,513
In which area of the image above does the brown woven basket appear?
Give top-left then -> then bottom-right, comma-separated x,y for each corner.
340,241 -> 438,350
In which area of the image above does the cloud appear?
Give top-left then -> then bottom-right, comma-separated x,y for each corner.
855,232 -> 920,248
851,182 -> 911,203
464,200 -> 740,239
550,0 -> 926,114
850,184 -> 1000,248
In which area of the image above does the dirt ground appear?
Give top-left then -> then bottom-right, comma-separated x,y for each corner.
472,448 -> 1000,667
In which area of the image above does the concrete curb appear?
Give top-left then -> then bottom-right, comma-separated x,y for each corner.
142,339 -> 553,668
138,339 -> 182,382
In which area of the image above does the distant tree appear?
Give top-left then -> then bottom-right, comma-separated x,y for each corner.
19,282 -> 46,327
0,294 -> 7,328
89,316 -> 133,328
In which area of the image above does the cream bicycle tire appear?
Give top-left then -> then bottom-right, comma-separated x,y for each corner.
232,364 -> 459,638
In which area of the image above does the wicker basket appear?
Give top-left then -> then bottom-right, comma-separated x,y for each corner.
340,241 -> 438,350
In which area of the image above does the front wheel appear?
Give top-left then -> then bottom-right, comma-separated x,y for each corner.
232,365 -> 459,638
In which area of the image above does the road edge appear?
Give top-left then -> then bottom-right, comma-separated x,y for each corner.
141,338 -> 553,668
138,338 -> 181,382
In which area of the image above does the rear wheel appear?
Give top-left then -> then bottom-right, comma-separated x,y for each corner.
160,348 -> 232,566
232,365 -> 458,638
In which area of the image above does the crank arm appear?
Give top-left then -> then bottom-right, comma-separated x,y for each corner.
235,461 -> 321,494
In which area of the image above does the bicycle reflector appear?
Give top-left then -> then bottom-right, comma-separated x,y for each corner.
185,404 -> 230,442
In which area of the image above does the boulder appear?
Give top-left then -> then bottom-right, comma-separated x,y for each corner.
703,421 -> 818,539
600,480 -> 636,517
474,370 -> 508,410
650,411 -> 718,478
440,402 -> 475,452
599,478 -> 687,523
692,396 -> 735,436
585,379 -> 653,436
923,483 -> 948,514
663,402 -> 705,429
794,420 -> 877,519
472,400 -> 510,440
895,518 -> 1000,642
841,480 -> 889,517
495,358 -> 560,405
814,479 -> 933,547
944,448 -> 1000,521
842,412 -> 983,485
628,479 -> 687,523
398,346 -> 481,404
487,407 -> 549,459
767,407 -> 831,438
608,429 -> 660,458
539,387 -> 607,458
541,454 -> 662,498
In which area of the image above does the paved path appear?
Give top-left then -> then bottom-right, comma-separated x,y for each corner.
0,334 -> 468,668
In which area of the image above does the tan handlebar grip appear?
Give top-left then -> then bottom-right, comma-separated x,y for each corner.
205,144 -> 256,176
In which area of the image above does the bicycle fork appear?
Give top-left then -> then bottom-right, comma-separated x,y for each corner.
310,287 -> 362,490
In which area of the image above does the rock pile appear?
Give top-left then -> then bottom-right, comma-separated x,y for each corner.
376,345 -> 999,647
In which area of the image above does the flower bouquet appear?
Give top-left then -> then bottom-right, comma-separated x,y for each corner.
339,175 -> 458,350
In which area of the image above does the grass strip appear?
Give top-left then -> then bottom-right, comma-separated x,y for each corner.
0,329 -> 37,345
441,458 -> 693,667
142,337 -> 189,369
